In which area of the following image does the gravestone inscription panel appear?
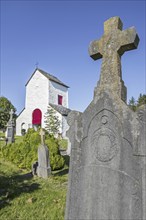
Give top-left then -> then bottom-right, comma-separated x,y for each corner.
65,17 -> 145,220
7,128 -> 12,137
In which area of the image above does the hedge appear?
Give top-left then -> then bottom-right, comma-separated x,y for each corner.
1,128 -> 65,171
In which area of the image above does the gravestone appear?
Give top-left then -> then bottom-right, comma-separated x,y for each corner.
65,17 -> 146,220
37,129 -> 51,178
6,109 -> 15,143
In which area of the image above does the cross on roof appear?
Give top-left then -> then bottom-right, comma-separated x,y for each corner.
40,128 -> 45,145
89,17 -> 139,102
35,62 -> 39,69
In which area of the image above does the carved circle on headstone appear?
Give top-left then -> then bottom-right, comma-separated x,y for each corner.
92,128 -> 119,162
101,115 -> 108,124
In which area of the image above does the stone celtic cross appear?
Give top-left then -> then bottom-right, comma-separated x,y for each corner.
65,17 -> 145,220
40,128 -> 45,145
89,17 -> 139,102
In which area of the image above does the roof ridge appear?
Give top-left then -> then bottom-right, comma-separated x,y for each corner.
37,68 -> 59,79
38,68 -> 69,88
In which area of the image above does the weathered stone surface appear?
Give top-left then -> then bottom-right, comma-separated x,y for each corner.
135,104 -> 146,220
66,95 -> 143,220
65,17 -> 145,220
37,129 -> 51,178
37,145 -> 51,178
89,16 -> 139,102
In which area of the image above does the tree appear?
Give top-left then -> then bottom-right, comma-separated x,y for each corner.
128,93 -> 146,112
128,96 -> 137,112
44,106 -> 61,136
0,96 -> 16,131
137,93 -> 146,107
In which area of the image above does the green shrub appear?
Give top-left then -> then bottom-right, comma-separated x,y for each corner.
58,139 -> 68,150
2,141 -> 33,169
45,136 -> 65,170
29,132 -> 41,146
23,128 -> 38,143
2,129 -> 65,171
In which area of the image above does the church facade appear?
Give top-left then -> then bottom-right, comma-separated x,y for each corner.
16,68 -> 70,137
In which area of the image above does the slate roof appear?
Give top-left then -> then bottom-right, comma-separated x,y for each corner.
50,103 -> 71,116
25,68 -> 69,88
17,108 -> 25,117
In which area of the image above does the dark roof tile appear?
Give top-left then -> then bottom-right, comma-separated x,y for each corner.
38,68 -> 69,88
26,68 -> 69,88
50,103 -> 71,116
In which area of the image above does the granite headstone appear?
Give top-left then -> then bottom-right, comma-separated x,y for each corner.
37,129 -> 51,178
65,17 -> 145,220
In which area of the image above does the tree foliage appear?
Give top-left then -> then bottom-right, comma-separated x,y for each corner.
128,96 -> 137,111
137,93 -> 146,107
44,106 -> 61,136
0,96 -> 16,131
128,93 -> 146,112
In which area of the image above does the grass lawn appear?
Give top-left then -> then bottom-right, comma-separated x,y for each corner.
0,158 -> 68,220
0,135 -> 24,149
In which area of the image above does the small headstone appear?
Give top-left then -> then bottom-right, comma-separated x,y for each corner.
5,109 -> 15,143
37,129 -> 51,178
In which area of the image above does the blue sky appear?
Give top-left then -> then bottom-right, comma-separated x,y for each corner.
0,0 -> 145,114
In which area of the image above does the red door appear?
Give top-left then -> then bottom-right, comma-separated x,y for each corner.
32,109 -> 42,125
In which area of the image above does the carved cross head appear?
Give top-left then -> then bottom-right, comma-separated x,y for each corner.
88,17 -> 139,102
40,128 -> 45,145
89,16 -> 139,59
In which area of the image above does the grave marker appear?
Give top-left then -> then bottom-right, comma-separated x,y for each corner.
37,129 -> 51,178
5,109 -> 15,143
65,17 -> 145,220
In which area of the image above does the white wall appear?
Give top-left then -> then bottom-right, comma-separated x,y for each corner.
16,108 -> 31,135
25,70 -> 49,112
16,70 -> 49,135
62,116 -> 69,138
49,81 -> 68,107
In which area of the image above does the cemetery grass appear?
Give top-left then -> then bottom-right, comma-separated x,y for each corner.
0,158 -> 68,220
0,135 -> 24,148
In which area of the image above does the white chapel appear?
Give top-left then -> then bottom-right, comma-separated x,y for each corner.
16,68 -> 70,137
